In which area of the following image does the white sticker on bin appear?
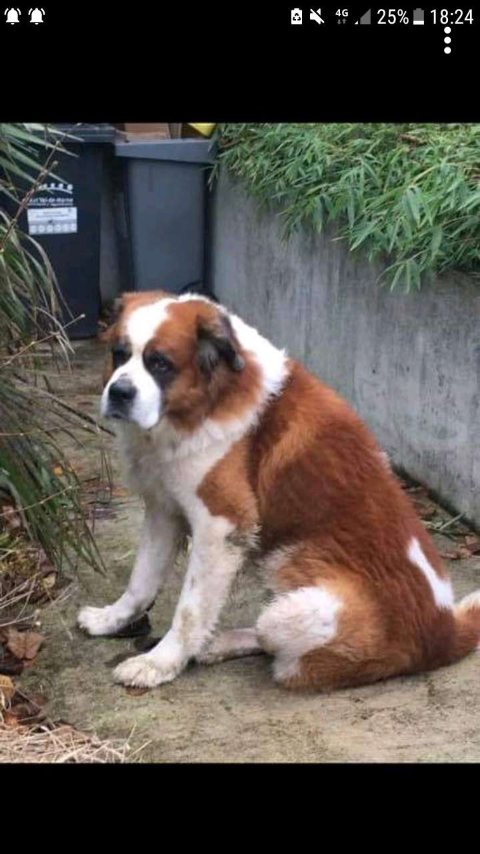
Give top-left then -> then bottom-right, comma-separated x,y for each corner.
27,206 -> 78,235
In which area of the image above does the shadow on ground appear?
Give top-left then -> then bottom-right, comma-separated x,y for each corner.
22,340 -> 480,762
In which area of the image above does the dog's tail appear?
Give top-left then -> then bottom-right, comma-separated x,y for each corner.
450,591 -> 480,662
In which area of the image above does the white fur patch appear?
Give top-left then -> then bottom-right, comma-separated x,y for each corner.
113,631 -> 184,687
407,537 -> 454,610
257,586 -> 342,682
106,356 -> 163,430
126,299 -> 174,352
229,312 -> 288,403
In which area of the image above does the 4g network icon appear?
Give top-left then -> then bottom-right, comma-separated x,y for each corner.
4,7 -> 45,24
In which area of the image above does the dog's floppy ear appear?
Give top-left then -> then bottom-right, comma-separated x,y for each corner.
196,313 -> 245,376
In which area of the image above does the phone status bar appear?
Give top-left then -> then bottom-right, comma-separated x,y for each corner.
290,8 -> 474,27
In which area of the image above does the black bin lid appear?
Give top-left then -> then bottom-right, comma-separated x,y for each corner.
54,124 -> 117,144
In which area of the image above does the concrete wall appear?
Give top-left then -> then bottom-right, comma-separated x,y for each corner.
209,171 -> 480,527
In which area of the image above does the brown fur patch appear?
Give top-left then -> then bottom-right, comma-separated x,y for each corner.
147,300 -> 263,432
197,437 -> 259,532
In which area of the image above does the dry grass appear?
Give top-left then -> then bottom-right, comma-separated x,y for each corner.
1,578 -> 150,764
0,720 -> 148,763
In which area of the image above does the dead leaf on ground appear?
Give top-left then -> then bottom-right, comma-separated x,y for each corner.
6,629 -> 43,661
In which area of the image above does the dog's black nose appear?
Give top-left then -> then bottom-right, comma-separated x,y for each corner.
109,378 -> 136,403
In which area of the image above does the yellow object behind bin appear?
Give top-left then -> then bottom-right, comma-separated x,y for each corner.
187,123 -> 216,137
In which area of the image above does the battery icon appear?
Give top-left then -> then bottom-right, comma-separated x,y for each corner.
413,8 -> 425,24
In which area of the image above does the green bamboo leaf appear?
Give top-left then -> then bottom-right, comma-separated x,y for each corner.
405,188 -> 421,225
350,221 -> 377,250
429,225 -> 443,259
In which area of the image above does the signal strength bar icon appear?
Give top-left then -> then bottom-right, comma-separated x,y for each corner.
354,9 -> 371,24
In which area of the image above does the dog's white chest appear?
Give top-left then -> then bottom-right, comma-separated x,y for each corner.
116,422 -> 234,524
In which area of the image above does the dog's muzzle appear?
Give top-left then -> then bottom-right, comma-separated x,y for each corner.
105,377 -> 137,420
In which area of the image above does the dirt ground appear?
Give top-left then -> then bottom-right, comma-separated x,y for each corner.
21,339 -> 480,762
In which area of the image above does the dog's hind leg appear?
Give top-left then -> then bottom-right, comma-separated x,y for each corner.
78,505 -> 181,637
195,628 -> 264,665
256,576 -> 408,691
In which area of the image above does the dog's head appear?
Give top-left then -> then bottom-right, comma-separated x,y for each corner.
100,292 -> 251,431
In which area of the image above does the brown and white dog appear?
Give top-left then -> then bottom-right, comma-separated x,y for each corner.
78,290 -> 480,691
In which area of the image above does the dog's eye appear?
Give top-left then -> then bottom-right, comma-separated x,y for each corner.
112,345 -> 129,369
145,352 -> 173,374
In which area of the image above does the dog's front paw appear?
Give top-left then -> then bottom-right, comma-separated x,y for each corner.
77,605 -> 124,637
112,652 -> 183,688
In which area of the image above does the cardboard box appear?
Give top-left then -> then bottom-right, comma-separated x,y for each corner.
113,123 -> 170,140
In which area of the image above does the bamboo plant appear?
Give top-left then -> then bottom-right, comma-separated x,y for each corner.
0,123 -> 104,574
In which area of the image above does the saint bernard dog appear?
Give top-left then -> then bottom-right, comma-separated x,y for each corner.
78,291 -> 480,691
